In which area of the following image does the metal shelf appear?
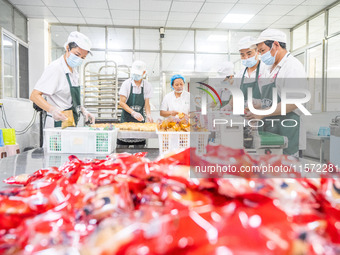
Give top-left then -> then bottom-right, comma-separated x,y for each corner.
83,61 -> 130,120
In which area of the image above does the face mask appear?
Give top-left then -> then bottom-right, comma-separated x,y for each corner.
242,55 -> 258,68
132,73 -> 143,81
261,46 -> 277,66
66,53 -> 83,68
175,89 -> 183,94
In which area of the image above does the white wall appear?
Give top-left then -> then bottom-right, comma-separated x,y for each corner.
303,112 -> 340,135
0,98 -> 39,151
28,19 -> 49,94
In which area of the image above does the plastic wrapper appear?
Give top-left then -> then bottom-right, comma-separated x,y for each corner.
61,110 -> 75,129
0,146 -> 339,254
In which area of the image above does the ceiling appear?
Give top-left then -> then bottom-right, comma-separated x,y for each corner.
7,0 -> 338,30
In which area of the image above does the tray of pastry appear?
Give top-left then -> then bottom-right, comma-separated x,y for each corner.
91,123 -> 158,139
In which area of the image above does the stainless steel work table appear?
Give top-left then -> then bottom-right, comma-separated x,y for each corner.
0,148 -> 160,189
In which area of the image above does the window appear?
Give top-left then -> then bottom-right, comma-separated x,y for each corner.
14,10 -> 27,42
51,25 -> 78,48
196,54 -> 229,73
2,31 -> 29,99
3,34 -> 17,98
326,35 -> 340,111
162,53 -> 194,72
328,3 -> 340,35
108,28 -> 133,50
307,44 -> 323,112
79,27 -> 106,49
135,29 -> 159,51
0,0 -> 13,33
292,23 -> 307,50
229,31 -> 260,53
0,0 -> 28,42
196,31 -> 228,53
308,13 -> 325,44
295,52 -> 305,67
19,44 -> 29,99
163,30 -> 194,51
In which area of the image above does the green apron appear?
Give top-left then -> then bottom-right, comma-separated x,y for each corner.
54,73 -> 81,127
120,81 -> 145,123
259,56 -> 300,155
220,89 -> 231,107
240,61 -> 262,105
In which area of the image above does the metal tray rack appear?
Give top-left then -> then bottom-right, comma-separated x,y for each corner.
83,61 -> 130,120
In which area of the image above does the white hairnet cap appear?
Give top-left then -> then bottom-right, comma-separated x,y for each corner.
131,60 -> 146,75
64,31 -> 92,52
217,62 -> 234,77
255,29 -> 287,44
238,36 -> 257,50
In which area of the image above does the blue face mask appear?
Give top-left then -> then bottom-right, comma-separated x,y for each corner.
66,53 -> 83,68
242,55 -> 258,68
261,46 -> 277,66
132,73 -> 143,81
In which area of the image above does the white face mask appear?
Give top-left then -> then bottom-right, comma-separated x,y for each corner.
175,89 -> 183,94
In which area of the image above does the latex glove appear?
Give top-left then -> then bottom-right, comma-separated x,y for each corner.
81,107 -> 95,124
209,102 -> 218,108
48,106 -> 67,121
170,111 -> 178,116
146,114 -> 153,123
252,99 -> 262,109
131,111 -> 144,122
221,104 -> 232,112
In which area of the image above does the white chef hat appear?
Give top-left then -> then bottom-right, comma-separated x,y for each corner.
217,61 -> 234,78
131,60 -> 147,75
238,36 -> 257,51
255,29 -> 287,44
64,31 -> 92,52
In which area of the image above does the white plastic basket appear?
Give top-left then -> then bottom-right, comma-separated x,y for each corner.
156,131 -> 210,155
44,127 -> 118,154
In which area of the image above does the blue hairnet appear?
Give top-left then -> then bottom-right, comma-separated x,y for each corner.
170,74 -> 185,89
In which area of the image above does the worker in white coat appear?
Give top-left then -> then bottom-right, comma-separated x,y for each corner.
160,74 -> 191,117
119,60 -> 153,123
222,37 -> 268,111
30,31 -> 95,128
216,62 -> 235,107
246,29 -> 307,156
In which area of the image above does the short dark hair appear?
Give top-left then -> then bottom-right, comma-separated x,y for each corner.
68,42 -> 79,51
263,40 -> 286,49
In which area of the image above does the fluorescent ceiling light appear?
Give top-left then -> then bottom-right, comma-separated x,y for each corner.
222,13 -> 254,24
207,35 -> 228,42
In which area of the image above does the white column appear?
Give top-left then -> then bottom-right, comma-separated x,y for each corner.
28,19 -> 49,94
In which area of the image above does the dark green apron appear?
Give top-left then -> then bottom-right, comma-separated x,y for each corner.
54,73 -> 81,127
240,61 -> 262,105
259,55 -> 300,155
220,89 -> 231,107
121,81 -> 145,123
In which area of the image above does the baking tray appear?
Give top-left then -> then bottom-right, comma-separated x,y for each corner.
117,131 -> 158,139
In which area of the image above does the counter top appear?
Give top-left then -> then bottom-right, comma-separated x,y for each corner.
306,133 -> 330,140
0,147 -> 160,189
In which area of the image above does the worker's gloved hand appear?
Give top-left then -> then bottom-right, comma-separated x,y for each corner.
252,99 -> 262,109
81,106 -> 95,124
221,104 -> 232,112
209,102 -> 217,108
131,111 -> 144,122
48,106 -> 67,121
171,111 -> 178,116
146,114 -> 153,123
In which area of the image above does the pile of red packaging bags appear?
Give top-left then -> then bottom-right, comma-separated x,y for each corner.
0,145 -> 339,254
